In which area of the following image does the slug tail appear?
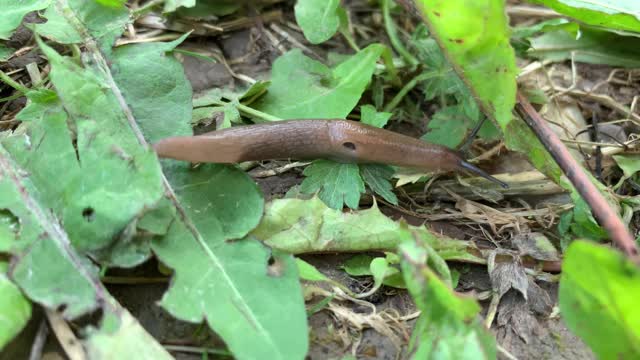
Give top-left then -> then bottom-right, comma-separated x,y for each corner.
458,160 -> 509,189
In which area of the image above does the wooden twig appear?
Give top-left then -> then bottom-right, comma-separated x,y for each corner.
515,92 -> 639,262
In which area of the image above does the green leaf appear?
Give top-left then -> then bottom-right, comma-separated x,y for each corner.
0,0 -> 50,40
111,32 -> 309,359
252,196 -> 483,265
93,0 -> 126,7
294,0 -> 341,44
528,27 -> 640,68
35,0 -> 129,48
343,254 -> 376,276
297,258 -> 330,282
400,240 -> 496,359
414,0 -> 563,182
342,254 -> 405,288
0,44 -> 13,61
559,241 -> 640,359
409,32 -> 463,100
3,41 -> 164,262
174,0 -> 240,17
528,0 -> 640,33
253,44 -> 384,119
613,153 -> 640,180
360,104 -> 392,128
84,307 -> 172,359
370,257 -> 391,289
1,147 -> 119,322
0,263 -> 31,349
511,18 -> 578,54
300,160 -> 365,210
359,164 -> 398,205
111,34 -> 193,143
421,106 -> 470,149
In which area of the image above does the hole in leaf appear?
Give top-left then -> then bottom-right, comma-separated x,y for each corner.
0,208 -> 21,239
267,255 -> 284,277
342,142 -> 356,150
82,207 -> 95,222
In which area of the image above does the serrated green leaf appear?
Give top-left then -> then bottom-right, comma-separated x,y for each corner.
528,27 -> 640,68
359,164 -> 398,205
528,0 -> 640,33
300,160 -> 365,209
0,264 -> 31,349
294,0 -> 341,44
559,240 -> 640,359
3,41 -> 164,261
400,240 -> 496,359
35,0 -> 128,48
360,104 -> 392,128
253,44 -> 384,120
0,0 -> 50,40
410,33 -> 463,100
0,147 -> 104,318
421,106 -> 470,149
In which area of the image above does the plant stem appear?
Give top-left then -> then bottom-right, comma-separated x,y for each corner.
383,70 -> 438,113
0,69 -> 29,94
381,0 -> 418,67
236,103 -> 281,122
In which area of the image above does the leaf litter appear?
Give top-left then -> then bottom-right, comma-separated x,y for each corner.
1,0 -> 639,359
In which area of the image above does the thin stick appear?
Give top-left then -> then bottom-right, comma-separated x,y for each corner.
515,92 -> 639,261
29,319 -> 49,360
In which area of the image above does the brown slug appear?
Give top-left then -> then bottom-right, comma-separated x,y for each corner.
153,119 -> 507,188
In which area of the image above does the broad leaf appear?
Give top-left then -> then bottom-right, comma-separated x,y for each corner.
85,309 -> 172,359
36,0 -> 129,47
4,41 -> 165,260
295,0 -> 342,44
111,38 -> 309,359
529,0 -> 640,33
0,149 -> 174,360
528,27 -> 640,68
0,262 -> 31,349
0,0 -> 50,40
560,241 -> 640,359
253,44 -> 384,119
111,34 -> 193,143
252,196 -> 484,266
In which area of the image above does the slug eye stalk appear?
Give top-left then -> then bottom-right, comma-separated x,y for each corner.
458,160 -> 509,189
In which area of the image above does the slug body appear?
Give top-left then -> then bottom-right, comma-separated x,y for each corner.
154,119 -> 506,187
155,120 -> 461,170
